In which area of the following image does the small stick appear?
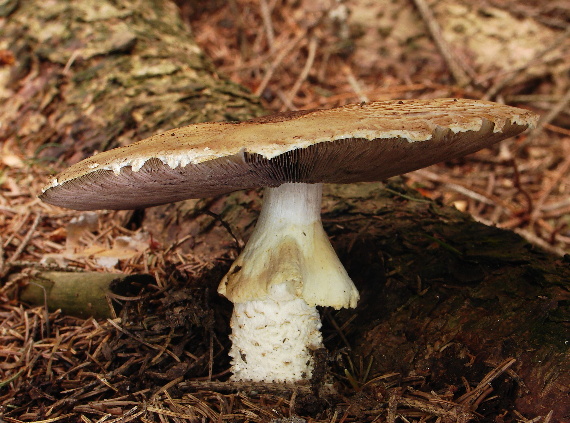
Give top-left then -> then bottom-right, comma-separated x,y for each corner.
208,330 -> 214,381
397,396 -> 474,420
343,64 -> 369,103
325,310 -> 352,349
542,197 -> 570,213
521,230 -> 567,255
531,151 -> 570,222
3,211 -> 31,248
508,158 -> 533,217
411,0 -> 471,86
387,393 -> 398,423
457,358 -> 516,405
0,237 -> 5,278
412,169 -> 508,209
178,379 -> 312,394
544,123 -> 570,137
255,30 -> 306,96
259,0 -> 275,53
518,87 -> 570,151
203,210 -> 244,251
28,281 -> 51,336
543,410 -> 554,423
106,318 -> 181,362
8,213 -> 42,264
276,89 -> 296,110
287,35 -> 318,103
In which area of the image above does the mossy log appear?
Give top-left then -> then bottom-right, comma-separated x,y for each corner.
1,0 -> 568,420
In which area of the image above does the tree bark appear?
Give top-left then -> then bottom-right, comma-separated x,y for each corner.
1,0 -> 568,420
0,0 -> 263,164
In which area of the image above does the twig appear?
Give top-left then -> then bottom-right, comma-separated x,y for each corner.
343,65 -> 369,103
536,218 -> 568,245
398,396 -> 474,421
203,210 -> 244,252
508,158 -> 533,217
106,318 -> 181,362
542,197 -> 570,213
457,358 -> 517,407
411,0 -> 471,86
178,379 -> 312,394
411,169 -> 508,209
387,393 -> 398,423
518,87 -> 570,151
0,237 -> 5,279
208,330 -> 214,381
26,280 -> 52,336
276,89 -> 296,110
384,187 -> 433,204
324,310 -> 352,349
287,35 -> 318,104
543,410 -> 554,423
531,150 -> 570,222
3,211 -> 31,249
259,0 -> 275,53
254,30 -> 307,96
163,234 -> 194,255
8,213 -> 42,264
543,123 -> 570,137
151,376 -> 184,401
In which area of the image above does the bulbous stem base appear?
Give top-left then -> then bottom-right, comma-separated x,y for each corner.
229,287 -> 323,382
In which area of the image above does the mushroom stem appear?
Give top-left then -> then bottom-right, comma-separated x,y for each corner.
219,182 -> 359,382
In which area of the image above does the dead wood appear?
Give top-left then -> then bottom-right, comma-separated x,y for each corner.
20,272 -> 155,319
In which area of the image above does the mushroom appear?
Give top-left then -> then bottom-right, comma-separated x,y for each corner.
40,99 -> 537,383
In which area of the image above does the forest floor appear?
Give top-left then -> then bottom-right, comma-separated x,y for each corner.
1,0 -> 569,422
183,0 -> 570,256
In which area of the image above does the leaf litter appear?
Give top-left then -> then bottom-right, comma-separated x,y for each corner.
2,0 -> 569,421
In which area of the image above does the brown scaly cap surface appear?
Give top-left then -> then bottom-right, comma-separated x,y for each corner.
40,99 -> 537,210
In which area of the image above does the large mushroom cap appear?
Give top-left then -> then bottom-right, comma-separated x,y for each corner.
40,99 -> 537,210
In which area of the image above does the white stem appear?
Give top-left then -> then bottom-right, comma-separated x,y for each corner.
219,183 -> 358,308
218,183 -> 359,381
